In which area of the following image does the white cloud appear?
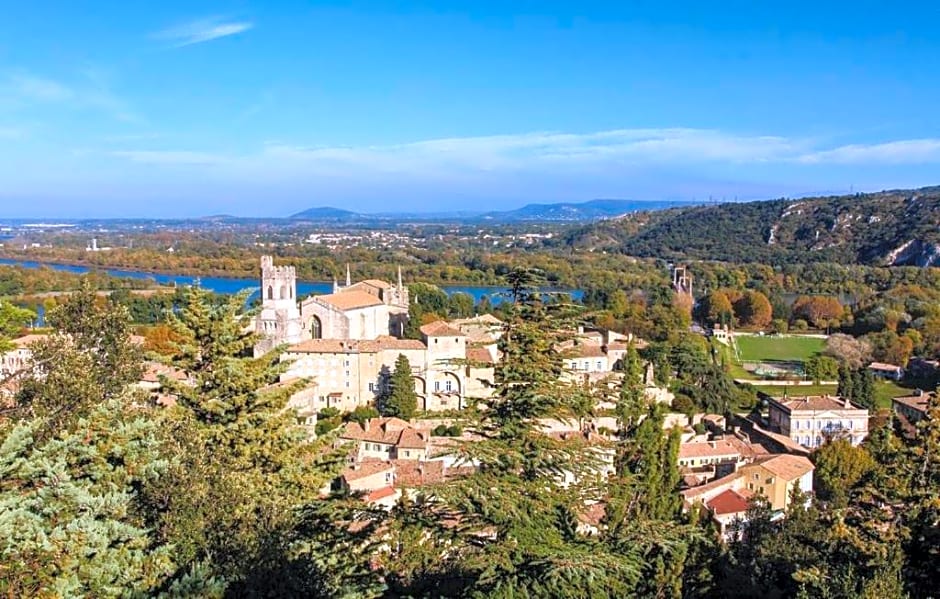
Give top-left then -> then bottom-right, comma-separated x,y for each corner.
3,70 -> 141,123
113,150 -> 224,165
152,17 -> 254,47
8,74 -> 73,102
107,129 -> 940,178
797,139 -> 940,165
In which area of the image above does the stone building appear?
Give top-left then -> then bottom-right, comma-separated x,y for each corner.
254,256 -> 304,356
278,319 -> 498,413
253,256 -> 410,355
767,394 -> 869,448
300,266 -> 410,341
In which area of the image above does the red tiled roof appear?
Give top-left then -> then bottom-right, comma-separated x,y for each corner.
365,486 -> 398,502
558,341 -> 606,358
317,290 -> 384,311
393,460 -> 446,487
420,320 -> 465,337
753,454 -> 814,480
466,346 -> 494,365
706,489 -> 751,516
772,395 -> 863,412
578,502 -> 607,526
893,391 -> 934,415
140,362 -> 189,383
679,437 -> 768,460
342,460 -> 395,482
353,279 -> 393,290
341,418 -> 430,449
12,334 -> 46,348
358,337 -> 427,352
681,470 -> 744,500
288,339 -> 362,354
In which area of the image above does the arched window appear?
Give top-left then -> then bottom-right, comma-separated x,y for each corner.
280,285 -> 288,300
267,286 -> 274,300
311,316 -> 322,339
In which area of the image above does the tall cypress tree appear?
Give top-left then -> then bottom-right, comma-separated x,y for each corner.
380,353 -> 418,418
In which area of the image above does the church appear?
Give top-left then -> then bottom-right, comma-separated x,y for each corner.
253,256 -> 410,356
301,265 -> 410,341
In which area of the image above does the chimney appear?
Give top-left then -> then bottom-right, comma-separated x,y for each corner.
843,396 -> 851,409
363,419 -> 371,432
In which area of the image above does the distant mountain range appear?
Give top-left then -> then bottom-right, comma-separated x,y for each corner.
289,199 -> 699,223
562,186 -> 940,267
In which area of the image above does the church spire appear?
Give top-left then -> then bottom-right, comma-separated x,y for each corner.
345,263 -> 351,287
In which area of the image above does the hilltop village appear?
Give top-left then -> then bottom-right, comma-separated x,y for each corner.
2,243 -> 938,596
196,255 -> 879,536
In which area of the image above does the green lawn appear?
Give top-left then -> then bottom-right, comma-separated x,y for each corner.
735,335 -> 825,363
751,384 -> 837,398
749,380 -> 907,409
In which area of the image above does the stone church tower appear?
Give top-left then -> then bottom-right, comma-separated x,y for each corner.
254,256 -> 304,356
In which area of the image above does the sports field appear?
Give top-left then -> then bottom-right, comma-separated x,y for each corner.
735,335 -> 825,363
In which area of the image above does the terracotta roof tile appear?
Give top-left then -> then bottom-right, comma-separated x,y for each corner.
342,460 -> 395,482
288,339 -> 364,354
365,486 -> 398,502
316,290 -> 385,311
393,460 -> 446,487
341,418 -> 430,449
420,320 -> 465,337
679,437 -> 769,460
706,489 -> 751,515
772,395 -> 864,412
466,346 -> 495,364
358,337 -> 426,352
140,361 -> 189,383
12,334 -> 46,347
753,454 -> 814,480
578,502 -> 607,526
681,470 -> 744,500
892,391 -> 934,415
353,279 -> 393,290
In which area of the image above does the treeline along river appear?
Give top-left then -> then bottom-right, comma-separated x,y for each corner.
0,258 -> 583,304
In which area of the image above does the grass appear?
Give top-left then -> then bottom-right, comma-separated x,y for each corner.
751,384 -> 838,398
735,335 -> 825,363
749,380 -> 908,410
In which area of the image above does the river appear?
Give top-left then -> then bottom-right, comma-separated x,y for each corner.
0,258 -> 583,304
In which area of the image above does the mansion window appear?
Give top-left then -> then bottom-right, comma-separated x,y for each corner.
445,380 -> 452,392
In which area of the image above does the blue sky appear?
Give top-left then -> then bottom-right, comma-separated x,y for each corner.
1,1 -> 939,217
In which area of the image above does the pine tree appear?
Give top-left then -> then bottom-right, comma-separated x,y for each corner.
145,286 -> 358,592
381,268 -> 666,597
0,400 -> 175,597
0,285 -> 183,596
380,353 -> 418,418
13,283 -> 143,433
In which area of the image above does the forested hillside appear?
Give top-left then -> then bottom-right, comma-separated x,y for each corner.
563,187 -> 940,266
